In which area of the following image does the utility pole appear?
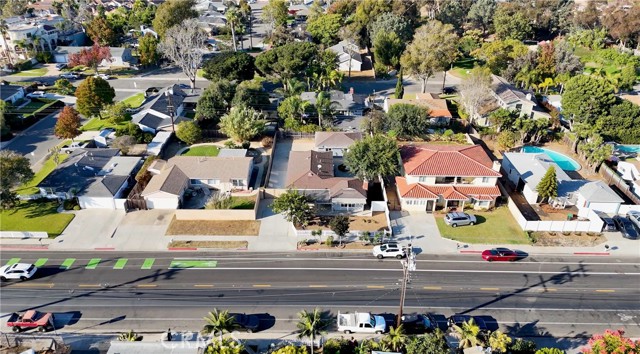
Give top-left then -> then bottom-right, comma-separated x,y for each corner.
165,90 -> 175,133
396,244 -> 416,328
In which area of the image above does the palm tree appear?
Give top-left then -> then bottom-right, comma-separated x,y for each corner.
275,78 -> 307,98
202,308 -> 237,341
452,318 -> 484,349
226,7 -> 240,52
488,330 -> 512,353
296,308 -> 330,354
382,325 -> 407,352
315,92 -> 334,129
0,19 -> 13,65
118,330 -> 141,341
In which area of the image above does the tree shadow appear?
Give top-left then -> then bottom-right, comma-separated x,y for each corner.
504,320 -> 590,351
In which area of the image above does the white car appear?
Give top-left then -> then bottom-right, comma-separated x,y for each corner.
60,73 -> 79,79
373,243 -> 406,259
0,263 -> 38,281
27,91 -> 46,98
94,74 -> 110,80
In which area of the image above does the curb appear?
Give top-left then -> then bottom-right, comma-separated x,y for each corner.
459,250 -> 483,254
573,252 -> 610,256
94,247 -> 115,251
168,247 -> 198,251
0,245 -> 49,250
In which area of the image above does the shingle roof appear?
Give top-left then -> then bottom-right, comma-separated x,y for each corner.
492,75 -> 535,105
166,156 -> 253,181
300,90 -> 366,112
401,145 -> 501,177
0,84 -> 23,101
578,181 -> 624,203
314,132 -> 362,149
329,40 -> 362,64
395,177 -> 501,200
141,165 -> 189,196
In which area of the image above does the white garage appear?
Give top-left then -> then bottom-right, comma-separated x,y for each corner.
141,165 -> 189,210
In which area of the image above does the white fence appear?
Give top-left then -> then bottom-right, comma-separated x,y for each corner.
619,204 -> 640,214
0,231 -> 48,239
507,197 -> 604,232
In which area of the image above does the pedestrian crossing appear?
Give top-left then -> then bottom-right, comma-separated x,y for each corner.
1,258 -> 220,270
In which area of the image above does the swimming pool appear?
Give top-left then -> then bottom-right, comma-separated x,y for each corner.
616,145 -> 640,154
521,146 -> 581,171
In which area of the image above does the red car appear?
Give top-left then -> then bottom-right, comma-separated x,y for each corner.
482,248 -> 518,262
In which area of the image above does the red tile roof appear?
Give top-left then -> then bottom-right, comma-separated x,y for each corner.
395,177 -> 501,201
401,145 -> 501,177
396,177 -> 439,199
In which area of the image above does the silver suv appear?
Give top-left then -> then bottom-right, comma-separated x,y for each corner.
444,212 -> 477,227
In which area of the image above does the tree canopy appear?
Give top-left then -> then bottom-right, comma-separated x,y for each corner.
138,33 -> 159,66
367,12 -> 413,43
67,43 -> 112,73
270,189 -> 314,227
54,106 -> 82,141
152,0 -> 198,38
75,76 -> 115,118
562,75 -> 616,125
219,105 -> 266,143
232,78 -> 270,110
175,120 -> 202,145
386,103 -> 431,138
344,134 -> 400,181
195,80 -> 236,126
202,52 -> 256,83
307,13 -> 342,46
159,18 -> 207,89
493,6 -> 533,41
405,331 -> 449,354
255,42 -> 319,90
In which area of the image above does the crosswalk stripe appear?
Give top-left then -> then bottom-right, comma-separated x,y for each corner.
34,258 -> 48,267
114,259 -> 128,269
86,258 -> 101,269
141,258 -> 155,269
4,258 -> 20,266
60,258 -> 76,269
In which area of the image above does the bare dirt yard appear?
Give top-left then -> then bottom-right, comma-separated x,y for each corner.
530,231 -> 605,247
169,240 -> 248,249
165,217 -> 260,236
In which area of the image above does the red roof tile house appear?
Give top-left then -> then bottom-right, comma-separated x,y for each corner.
395,145 -> 502,212
286,151 -> 367,213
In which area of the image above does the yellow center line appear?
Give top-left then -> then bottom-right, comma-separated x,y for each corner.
366,285 -> 385,289
308,285 -> 327,288
12,283 -> 54,288
79,284 -> 101,288
137,284 -> 158,288
253,284 -> 271,288
423,286 -> 442,290
595,289 -> 615,293
480,287 -> 500,291
194,284 -> 214,288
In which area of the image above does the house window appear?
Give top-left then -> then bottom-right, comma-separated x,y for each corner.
418,176 -> 428,182
231,179 -> 244,187
207,179 -> 220,185
340,203 -> 357,208
482,177 -> 490,183
325,148 -> 332,152
515,103 -> 523,111
190,179 -> 201,185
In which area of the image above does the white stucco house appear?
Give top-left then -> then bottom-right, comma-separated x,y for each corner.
53,46 -> 135,67
328,40 -> 362,72
313,131 -> 362,157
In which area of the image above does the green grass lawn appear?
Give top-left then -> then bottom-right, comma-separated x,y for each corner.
181,145 -> 220,156
121,93 -> 145,108
229,196 -> 256,210
0,201 -> 75,237
15,153 -> 69,195
435,207 -> 530,245
10,101 -> 46,114
449,57 -> 477,79
11,67 -> 48,77
81,117 -> 130,131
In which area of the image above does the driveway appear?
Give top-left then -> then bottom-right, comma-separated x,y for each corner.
389,211 -> 451,254
110,210 -> 174,251
49,209 -> 126,250
267,138 -> 292,188
1,111 -> 63,171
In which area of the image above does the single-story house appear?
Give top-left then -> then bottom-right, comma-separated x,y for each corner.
314,131 -> 362,157
396,144 -> 502,212
132,85 -> 199,134
502,152 -> 623,217
141,155 -> 254,209
328,40 -> 363,72
383,93 -> 453,126
286,150 -> 367,213
0,83 -> 25,103
37,149 -> 142,209
300,89 -> 368,117
53,46 -> 135,67
146,131 -> 173,156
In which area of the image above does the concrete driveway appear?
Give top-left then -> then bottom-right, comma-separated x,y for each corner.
389,211 -> 453,255
49,209 -> 126,250
267,138 -> 292,188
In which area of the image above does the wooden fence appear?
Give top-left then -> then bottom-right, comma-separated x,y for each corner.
599,164 -> 640,205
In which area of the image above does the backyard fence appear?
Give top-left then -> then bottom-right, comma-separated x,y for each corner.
599,164 -> 640,205
507,196 -> 604,233
262,130 -> 278,188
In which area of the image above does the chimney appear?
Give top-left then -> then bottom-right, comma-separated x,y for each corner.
349,87 -> 354,94
525,93 -> 532,101
492,160 -> 501,172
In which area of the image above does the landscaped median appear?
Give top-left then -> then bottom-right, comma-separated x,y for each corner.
435,207 -> 531,245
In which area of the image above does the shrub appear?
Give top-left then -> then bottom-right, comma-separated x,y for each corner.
224,140 -> 238,149
73,205 -> 81,210
241,141 -> 250,149
325,235 -> 333,247
16,60 -> 33,71
36,52 -> 53,63
261,136 -> 273,148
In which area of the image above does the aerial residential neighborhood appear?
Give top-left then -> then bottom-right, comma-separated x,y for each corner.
1,0 -> 640,353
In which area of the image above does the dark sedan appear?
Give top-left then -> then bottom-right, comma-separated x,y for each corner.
231,313 -> 260,333
396,313 -> 448,334
613,215 -> 639,240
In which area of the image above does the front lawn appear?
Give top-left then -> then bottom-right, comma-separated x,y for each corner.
166,217 -> 260,236
229,196 -> 256,209
10,101 -> 47,114
15,152 -> 69,195
121,93 -> 145,108
11,67 -> 48,77
0,201 -> 75,237
81,117 -> 130,131
435,207 -> 530,244
181,145 -> 220,156
450,58 -> 477,78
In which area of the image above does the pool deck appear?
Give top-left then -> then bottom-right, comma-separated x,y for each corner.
536,142 -> 601,181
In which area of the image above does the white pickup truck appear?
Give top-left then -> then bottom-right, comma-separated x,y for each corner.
59,141 -> 88,154
337,312 -> 387,334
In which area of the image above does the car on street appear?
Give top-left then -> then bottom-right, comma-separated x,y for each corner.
397,313 -> 446,334
482,248 -> 519,262
613,215 -> 639,240
26,91 -> 46,98
60,72 -> 79,80
373,243 -> 406,259
444,212 -> 476,227
33,80 -> 51,87
7,310 -> 54,332
55,63 -> 67,70
94,73 -> 110,80
447,314 -> 488,331
627,210 -> 640,230
230,313 -> 260,333
0,263 -> 38,281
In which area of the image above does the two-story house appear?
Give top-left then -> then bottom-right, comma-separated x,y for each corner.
132,85 -> 200,134
0,15 -> 62,58
395,145 -> 502,212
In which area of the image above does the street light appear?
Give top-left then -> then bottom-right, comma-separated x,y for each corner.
396,244 -> 416,328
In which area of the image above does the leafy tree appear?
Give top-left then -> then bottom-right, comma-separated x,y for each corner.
232,78 -> 270,110
601,4 -> 640,49
75,76 -> 115,118
307,13 -> 342,46
474,39 -> 528,74
618,65 -> 638,91
459,29 -> 483,56
271,345 -> 307,354
296,308 -> 331,354
138,33 -> 159,66
405,330 -> 449,354
202,52 -> 255,83
535,349 -> 564,354
489,108 -> 519,132
159,19 -> 207,89
271,189 -> 314,227
277,96 -> 311,123
351,0 -> 392,45
86,16 -> 118,46
0,150 -> 33,210
261,0 -> 288,41
493,6 -> 533,41
195,80 -> 236,126
395,68 -> 403,99
255,42 -> 318,91
115,122 -> 152,143
386,103 -> 430,138
361,110 -> 386,135
0,100 -> 9,138
201,309 -> 237,341
509,338 -> 538,354
329,215 -> 349,246
112,135 -> 137,155
367,12 -> 413,43
68,43 -> 112,74
204,338 -> 243,354
219,105 -> 265,143
497,130 -> 518,151
373,31 -> 403,70
458,66 -> 492,122
582,329 -> 640,354
562,75 -> 616,125
175,121 -> 202,145
596,100 -> 640,144
452,319 -> 484,349
2,0 -> 28,17
467,0 -> 496,33
103,102 -> 131,124
489,330 -> 513,353
54,106 -> 82,141
53,79 -> 75,95
435,0 -> 467,34
344,134 -> 400,181
554,40 -> 583,77
578,134 -> 613,172
152,0 -> 198,38
382,325 -> 408,352
401,20 -> 459,93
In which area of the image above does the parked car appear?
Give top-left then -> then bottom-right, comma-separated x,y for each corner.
599,215 -> 617,232
613,215 -> 639,240
33,80 -> 51,87
482,248 -> 519,262
397,313 -> 444,334
627,211 -> 640,230
373,243 -> 406,259
7,311 -> 54,332
444,212 -> 477,227
94,73 -> 110,80
55,63 -> 67,70
447,314 -> 488,331
60,141 -> 88,154
0,263 -> 38,281
60,73 -> 79,80
230,313 -> 259,333
337,312 -> 386,334
26,91 -> 46,98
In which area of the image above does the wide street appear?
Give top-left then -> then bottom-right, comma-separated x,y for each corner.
1,251 -> 639,342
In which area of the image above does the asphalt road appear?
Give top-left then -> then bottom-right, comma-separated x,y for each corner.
1,111 -> 62,169
1,251 -> 638,339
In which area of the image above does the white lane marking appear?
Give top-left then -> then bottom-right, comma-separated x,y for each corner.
207,267 -> 640,275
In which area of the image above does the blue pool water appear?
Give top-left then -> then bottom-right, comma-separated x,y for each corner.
521,146 -> 581,171
617,145 -> 640,154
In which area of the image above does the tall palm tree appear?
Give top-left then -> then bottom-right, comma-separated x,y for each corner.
452,318 -> 484,349
226,7 -> 240,52
118,330 -> 141,341
488,330 -> 512,353
0,19 -> 13,65
275,78 -> 307,98
202,308 -> 237,341
296,308 -> 330,354
315,92 -> 333,129
382,325 -> 407,352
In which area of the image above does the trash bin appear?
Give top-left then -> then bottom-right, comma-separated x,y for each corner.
567,213 -> 573,220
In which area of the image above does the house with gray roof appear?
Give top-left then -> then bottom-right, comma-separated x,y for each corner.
0,83 -> 25,104
313,131 -> 362,157
328,40 -> 363,72
300,89 -> 368,117
141,155 -> 254,209
132,85 -> 200,134
53,46 -> 135,67
37,149 -> 142,209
